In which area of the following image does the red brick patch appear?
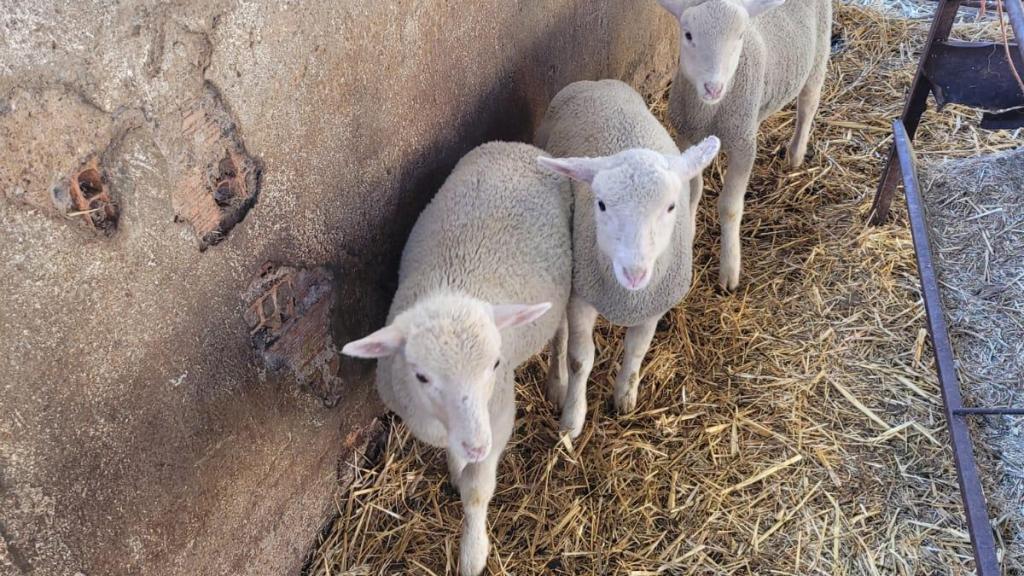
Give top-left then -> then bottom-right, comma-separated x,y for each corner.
170,88 -> 261,251
243,263 -> 342,406
67,159 -> 119,235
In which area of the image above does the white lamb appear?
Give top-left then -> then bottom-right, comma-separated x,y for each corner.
657,0 -> 832,291
535,79 -> 720,438
341,142 -> 572,576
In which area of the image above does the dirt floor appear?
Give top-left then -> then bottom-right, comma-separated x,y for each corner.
305,5 -> 1023,576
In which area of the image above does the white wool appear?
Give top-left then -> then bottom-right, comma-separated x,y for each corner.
342,142 -> 572,575
658,0 -> 832,290
535,79 -> 719,437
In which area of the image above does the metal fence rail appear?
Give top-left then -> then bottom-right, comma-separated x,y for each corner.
893,119 -> 1024,576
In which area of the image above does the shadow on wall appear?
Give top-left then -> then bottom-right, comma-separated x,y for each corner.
332,3 -> 678,386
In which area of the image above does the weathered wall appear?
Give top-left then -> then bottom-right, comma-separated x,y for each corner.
0,1 -> 677,574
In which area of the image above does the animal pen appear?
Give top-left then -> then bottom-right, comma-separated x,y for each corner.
3,1 -> 1024,575
308,4 -> 1024,575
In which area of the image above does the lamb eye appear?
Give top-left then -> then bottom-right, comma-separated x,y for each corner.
415,373 -> 429,384
598,200 -> 607,212
667,203 -> 676,213
493,359 -> 501,370
684,31 -> 693,42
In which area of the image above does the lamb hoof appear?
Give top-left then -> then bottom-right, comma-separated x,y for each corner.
459,536 -> 489,576
718,268 -> 741,293
559,406 -> 586,440
615,389 -> 637,414
614,373 -> 639,414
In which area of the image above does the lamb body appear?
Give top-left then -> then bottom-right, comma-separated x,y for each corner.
536,79 -> 719,436
659,0 -> 832,290
343,141 -> 572,575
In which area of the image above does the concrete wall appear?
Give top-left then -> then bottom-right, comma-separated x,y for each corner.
0,1 -> 677,574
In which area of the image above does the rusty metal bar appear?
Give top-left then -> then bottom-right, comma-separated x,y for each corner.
981,106 -> 1024,128
870,0 -> 963,225
894,119 -> 1001,576
954,407 -> 1024,415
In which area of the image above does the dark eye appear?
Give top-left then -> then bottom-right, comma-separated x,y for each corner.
598,200 -> 607,212
415,373 -> 429,384
667,203 -> 676,213
493,359 -> 501,370
684,31 -> 693,42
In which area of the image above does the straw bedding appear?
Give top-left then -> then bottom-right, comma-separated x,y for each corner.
308,5 -> 1023,574
921,149 -> 1024,572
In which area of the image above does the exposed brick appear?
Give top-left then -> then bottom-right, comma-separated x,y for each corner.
243,263 -> 342,406
169,87 -> 261,250
67,159 -> 118,235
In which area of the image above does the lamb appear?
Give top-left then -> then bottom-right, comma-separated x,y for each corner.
341,142 -> 572,576
657,0 -> 832,291
535,79 -> 720,438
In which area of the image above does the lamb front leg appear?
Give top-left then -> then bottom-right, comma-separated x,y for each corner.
456,382 -> 513,576
457,447 -> 498,576
448,451 -> 467,484
719,141 -> 756,292
613,315 -> 659,414
689,172 -> 704,233
560,297 -> 598,439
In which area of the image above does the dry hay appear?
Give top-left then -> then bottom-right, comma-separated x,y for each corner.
307,5 -> 1023,575
921,149 -> 1024,572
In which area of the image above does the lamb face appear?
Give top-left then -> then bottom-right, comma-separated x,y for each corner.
342,294 -> 549,463
539,138 -> 721,292
660,0 -> 786,103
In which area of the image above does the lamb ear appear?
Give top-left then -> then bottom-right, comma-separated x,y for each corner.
491,302 -> 553,330
656,0 -> 690,17
669,136 -> 721,180
742,0 -> 786,17
341,324 -> 405,358
537,156 -> 609,184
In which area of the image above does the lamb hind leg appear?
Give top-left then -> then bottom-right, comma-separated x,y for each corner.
788,70 -> 825,169
613,315 -> 659,414
561,297 -> 598,439
719,142 -> 756,292
545,312 -> 569,409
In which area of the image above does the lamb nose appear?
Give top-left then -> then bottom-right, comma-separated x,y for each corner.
704,82 -> 723,99
462,442 -> 487,460
625,267 -> 648,286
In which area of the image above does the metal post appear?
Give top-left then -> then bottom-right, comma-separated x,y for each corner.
870,0 -> 963,225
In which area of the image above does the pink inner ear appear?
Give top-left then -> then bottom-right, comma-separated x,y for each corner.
362,342 -> 389,356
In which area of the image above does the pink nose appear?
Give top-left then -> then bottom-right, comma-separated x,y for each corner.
624,267 -> 649,289
704,82 -> 724,100
462,442 -> 488,462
